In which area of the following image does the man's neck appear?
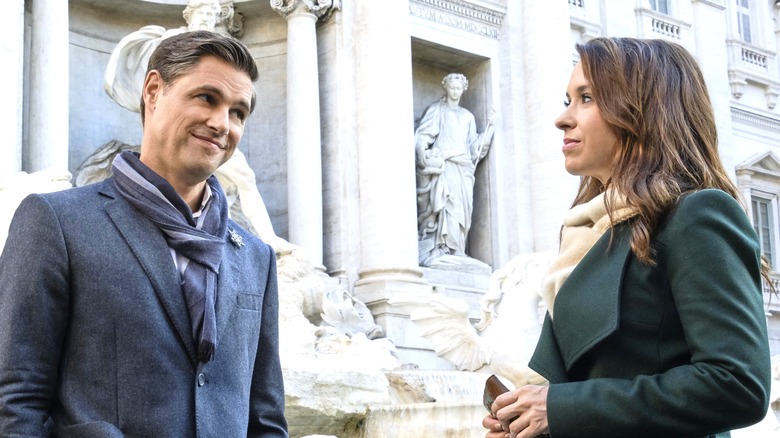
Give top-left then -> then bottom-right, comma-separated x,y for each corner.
173,181 -> 208,213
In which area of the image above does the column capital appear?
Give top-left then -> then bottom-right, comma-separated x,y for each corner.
270,0 -> 337,19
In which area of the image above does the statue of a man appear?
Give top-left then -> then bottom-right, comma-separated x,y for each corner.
104,0 -> 241,113
415,73 -> 495,267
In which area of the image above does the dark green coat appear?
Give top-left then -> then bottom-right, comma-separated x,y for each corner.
529,189 -> 771,437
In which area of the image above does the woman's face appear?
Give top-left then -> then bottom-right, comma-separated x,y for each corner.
554,63 -> 618,185
444,80 -> 465,102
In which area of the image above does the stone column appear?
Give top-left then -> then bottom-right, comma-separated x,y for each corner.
271,0 -> 332,269
27,0 -> 69,173
352,0 -> 426,301
522,0 -> 577,250
0,0 -> 24,178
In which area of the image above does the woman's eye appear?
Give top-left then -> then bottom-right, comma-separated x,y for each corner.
582,94 -> 592,103
563,99 -> 571,108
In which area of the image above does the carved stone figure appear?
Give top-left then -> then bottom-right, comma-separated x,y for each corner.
104,0 -> 244,113
415,73 -> 495,269
389,251 -> 554,388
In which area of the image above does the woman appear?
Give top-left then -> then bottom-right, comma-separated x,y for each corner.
483,37 -> 772,438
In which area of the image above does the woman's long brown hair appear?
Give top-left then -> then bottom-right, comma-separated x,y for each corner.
573,37 -> 742,265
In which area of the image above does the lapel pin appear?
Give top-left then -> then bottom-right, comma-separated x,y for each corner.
228,228 -> 244,248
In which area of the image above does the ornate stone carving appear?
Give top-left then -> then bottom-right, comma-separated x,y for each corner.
104,0 -> 243,113
767,86 -> 780,110
270,0 -> 336,19
409,0 -> 504,40
729,71 -> 747,99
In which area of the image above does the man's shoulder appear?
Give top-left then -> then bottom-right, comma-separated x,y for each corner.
19,179 -> 115,213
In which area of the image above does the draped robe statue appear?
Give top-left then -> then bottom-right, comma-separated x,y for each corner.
415,73 -> 495,270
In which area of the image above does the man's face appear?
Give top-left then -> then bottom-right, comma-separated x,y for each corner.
140,55 -> 254,189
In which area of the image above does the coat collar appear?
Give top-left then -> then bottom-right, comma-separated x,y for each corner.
549,222 -> 633,373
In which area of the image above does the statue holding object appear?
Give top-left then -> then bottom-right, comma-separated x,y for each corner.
415,73 -> 496,270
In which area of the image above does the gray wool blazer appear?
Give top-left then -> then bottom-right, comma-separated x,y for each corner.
0,179 -> 288,437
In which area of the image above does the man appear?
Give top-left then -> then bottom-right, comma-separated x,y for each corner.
0,31 -> 288,437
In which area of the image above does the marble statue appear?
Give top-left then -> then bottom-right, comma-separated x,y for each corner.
415,73 -> 495,270
389,251 -> 554,388
104,0 -> 244,113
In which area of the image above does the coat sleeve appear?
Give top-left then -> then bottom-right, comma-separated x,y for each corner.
0,194 -> 71,437
247,247 -> 288,437
545,190 -> 771,437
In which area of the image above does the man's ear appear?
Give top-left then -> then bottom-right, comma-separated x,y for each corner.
142,70 -> 163,113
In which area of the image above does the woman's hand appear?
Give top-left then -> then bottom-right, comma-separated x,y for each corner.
482,413 -> 506,437
485,385 -> 550,438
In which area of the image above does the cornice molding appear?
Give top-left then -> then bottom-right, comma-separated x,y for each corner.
732,106 -> 780,132
409,0 -> 505,40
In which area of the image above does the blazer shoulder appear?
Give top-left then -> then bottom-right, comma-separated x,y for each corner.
673,189 -> 744,217
25,179 -> 116,209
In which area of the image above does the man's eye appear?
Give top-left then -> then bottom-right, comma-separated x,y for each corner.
197,94 -> 214,104
231,109 -> 246,122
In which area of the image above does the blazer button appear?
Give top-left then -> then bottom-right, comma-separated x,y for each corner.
197,373 -> 206,387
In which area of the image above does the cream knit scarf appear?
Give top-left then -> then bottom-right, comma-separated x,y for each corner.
541,190 -> 638,318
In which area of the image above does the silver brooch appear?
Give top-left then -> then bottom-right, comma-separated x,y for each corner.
228,228 -> 244,248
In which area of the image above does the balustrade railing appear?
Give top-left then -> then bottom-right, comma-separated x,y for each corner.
651,17 -> 680,39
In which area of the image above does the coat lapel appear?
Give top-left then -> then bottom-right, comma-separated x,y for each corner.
551,223 -> 633,372
101,182 -> 198,365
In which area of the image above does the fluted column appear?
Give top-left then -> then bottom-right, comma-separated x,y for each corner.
352,0 -> 425,302
271,0 -> 330,269
1,0 -> 25,178
27,0 -> 69,173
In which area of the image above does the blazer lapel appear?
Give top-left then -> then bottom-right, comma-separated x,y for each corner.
551,223 -> 633,372
101,183 -> 198,365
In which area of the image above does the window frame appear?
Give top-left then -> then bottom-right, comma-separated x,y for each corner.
650,0 -> 670,15
751,192 -> 777,268
735,0 -> 754,44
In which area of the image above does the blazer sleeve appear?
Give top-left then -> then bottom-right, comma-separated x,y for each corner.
545,189 -> 771,437
0,194 -> 71,437
247,247 -> 288,437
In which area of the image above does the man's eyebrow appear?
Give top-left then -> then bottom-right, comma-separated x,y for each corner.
196,84 -> 251,113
